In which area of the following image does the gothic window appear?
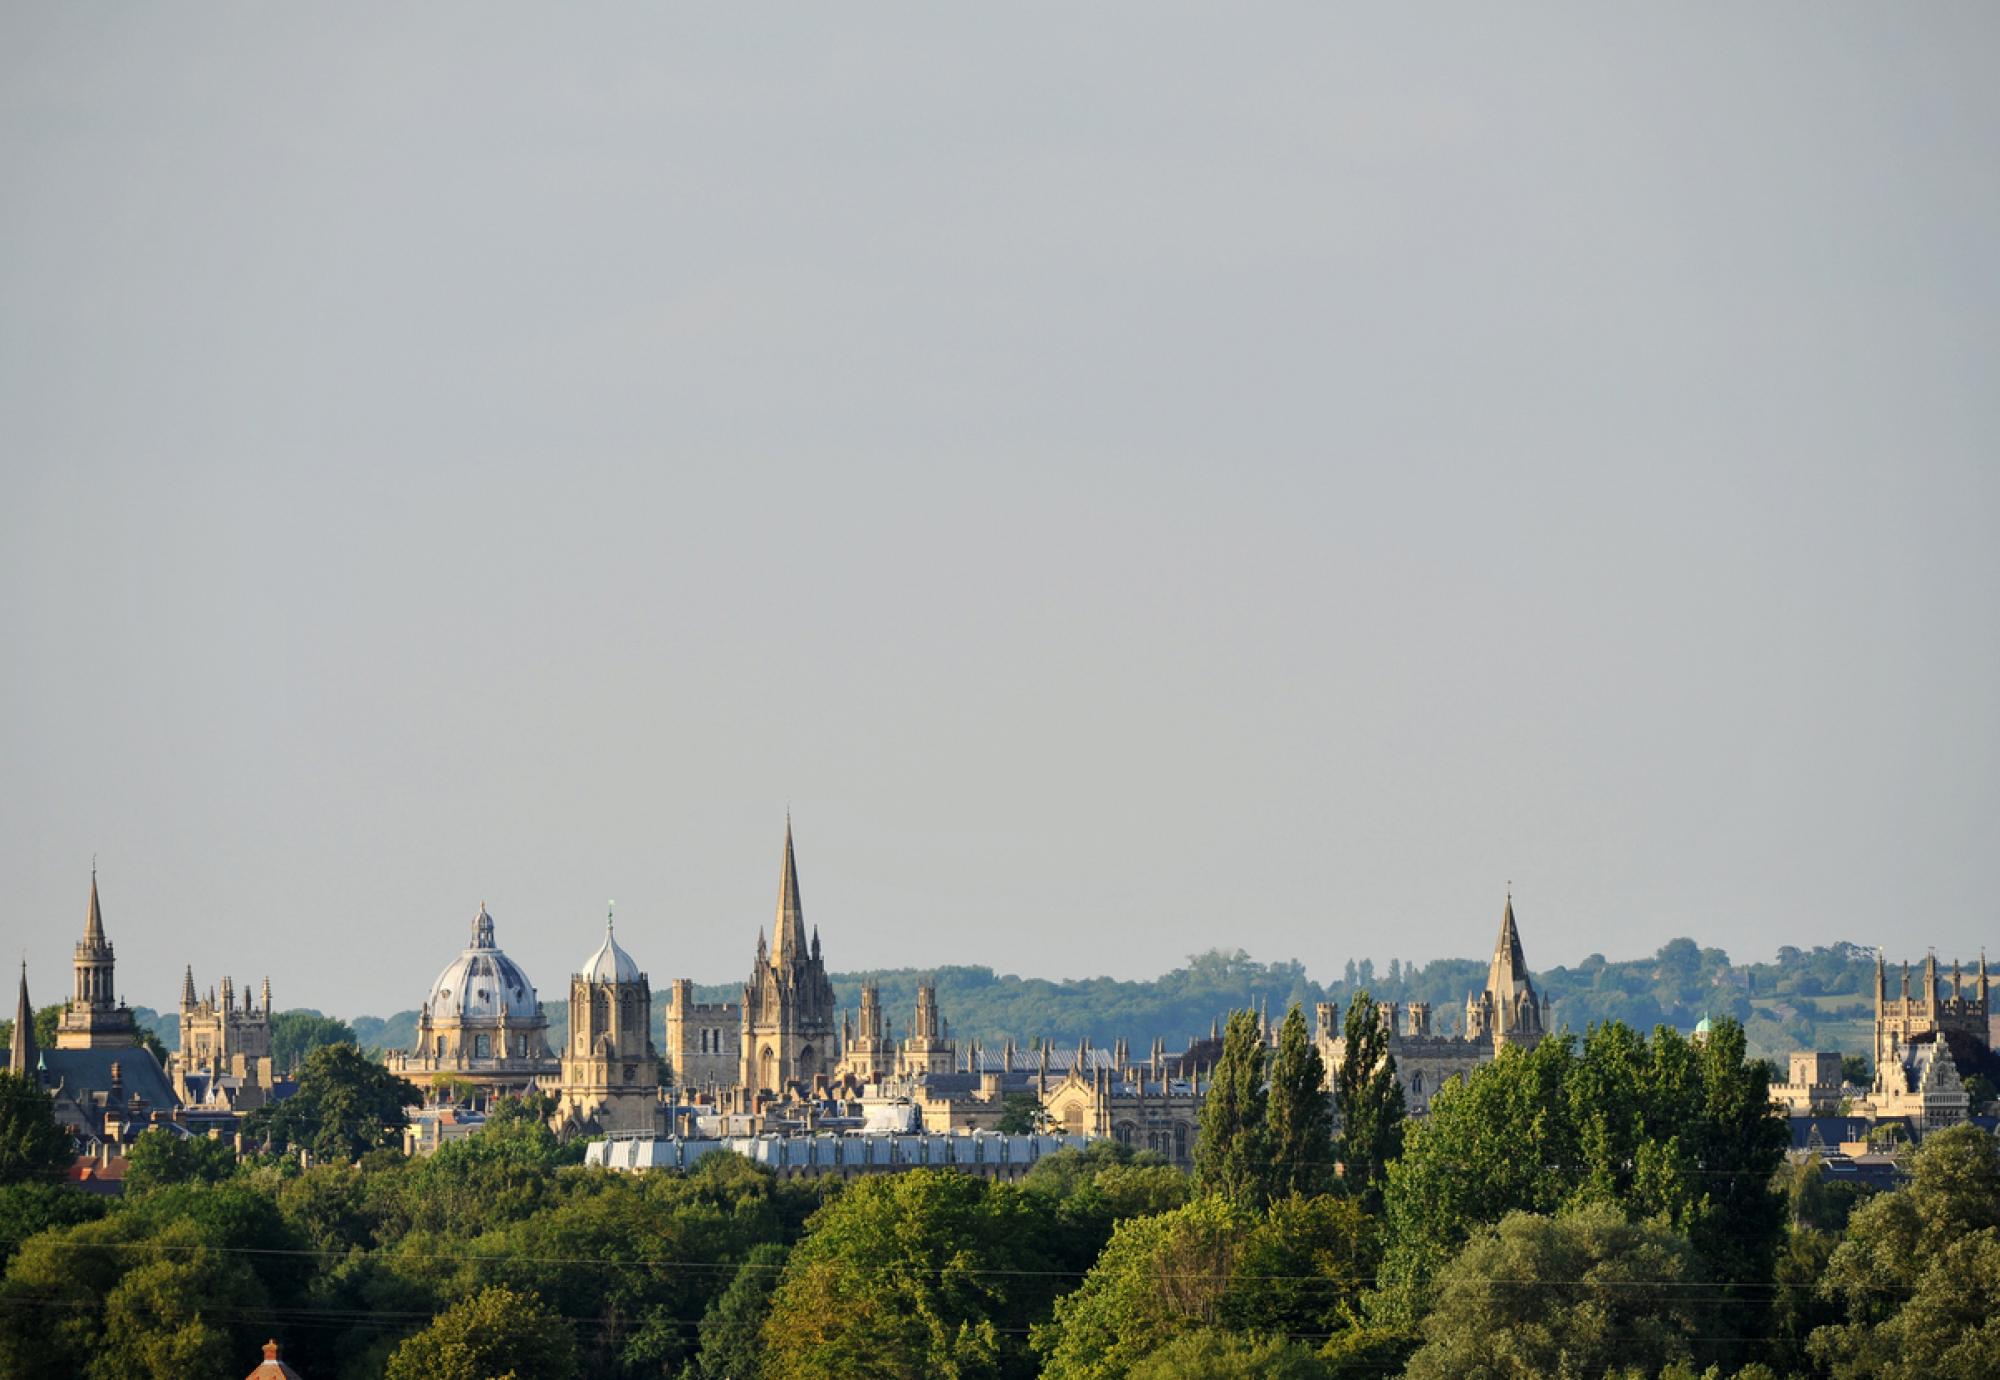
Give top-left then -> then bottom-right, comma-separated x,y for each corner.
592,992 -> 609,1030
1064,1104 -> 1083,1134
799,1043 -> 814,1070
759,1046 -> 776,1090
1411,1071 -> 1424,1096
1174,1124 -> 1188,1161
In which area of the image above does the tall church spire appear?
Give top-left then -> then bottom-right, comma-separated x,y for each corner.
83,868 -> 107,950
9,963 -> 35,1076
771,815 -> 807,967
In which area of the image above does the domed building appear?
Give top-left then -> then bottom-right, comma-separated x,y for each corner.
553,910 -> 663,1137
389,904 -> 558,1097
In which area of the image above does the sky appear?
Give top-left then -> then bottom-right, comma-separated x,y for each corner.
2,6 -> 1996,1020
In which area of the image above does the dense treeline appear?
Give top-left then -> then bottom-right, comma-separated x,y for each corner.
3,1006 -> 1994,1378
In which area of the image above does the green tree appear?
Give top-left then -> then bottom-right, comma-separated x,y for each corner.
1265,1002 -> 1334,1199
1809,1123 -> 2000,1378
761,1169 -> 1064,1380
1840,1053 -> 1870,1086
1035,1195 -> 1247,1380
0,1070 -> 74,1185
1332,990 -> 1403,1210
269,1010 -> 357,1074
696,1241 -> 787,1379
1401,1205 -> 1703,1380
1193,1009 -> 1269,1207
384,1285 -> 579,1380
1377,1017 -> 1786,1354
1125,1329 -> 1330,1379
124,1127 -> 239,1193
244,1042 -> 418,1162
996,1091 -> 1044,1134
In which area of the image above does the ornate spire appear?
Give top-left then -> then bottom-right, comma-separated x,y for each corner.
181,964 -> 197,1009
9,962 -> 35,1076
471,903 -> 496,949
771,815 -> 807,967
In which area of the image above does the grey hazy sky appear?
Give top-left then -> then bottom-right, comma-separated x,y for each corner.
3,7 -> 1996,1019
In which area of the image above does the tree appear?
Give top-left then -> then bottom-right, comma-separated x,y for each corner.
0,1070 -> 73,1185
761,1169 -> 1064,1380
384,1285 -> 578,1380
1810,1123 -> 2000,1379
269,1010 -> 357,1074
1841,1053 -> 1871,1086
1125,1329 -> 1329,1380
1265,1002 -> 1334,1199
1402,1205 -> 1704,1380
696,1241 -> 787,1379
243,1042 -> 418,1162
996,1091 -> 1044,1134
1332,989 -> 1404,1209
1377,1017 -> 1786,1352
1193,1009 -> 1269,1207
124,1127 -> 239,1193
1035,1195 -> 1246,1379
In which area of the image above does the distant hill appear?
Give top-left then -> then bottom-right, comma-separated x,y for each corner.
321,939 -> 1909,1069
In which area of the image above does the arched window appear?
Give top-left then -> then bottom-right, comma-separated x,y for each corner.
1174,1124 -> 1189,1161
1411,1070 -> 1425,1096
759,1046 -> 776,1090
474,1033 -> 490,1059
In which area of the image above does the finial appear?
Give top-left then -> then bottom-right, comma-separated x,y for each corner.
607,900 -> 616,932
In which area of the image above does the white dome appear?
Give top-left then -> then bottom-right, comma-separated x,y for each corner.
580,919 -> 641,985
425,905 -> 543,1024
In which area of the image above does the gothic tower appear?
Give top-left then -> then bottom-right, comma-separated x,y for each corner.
837,984 -> 897,1084
556,910 -> 662,1135
898,982 -> 955,1076
56,870 -> 138,1050
1463,891 -> 1548,1052
740,818 -> 837,1094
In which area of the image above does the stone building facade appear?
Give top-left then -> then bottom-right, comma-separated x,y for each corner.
663,980 -> 742,1094
1317,894 -> 1550,1115
388,904 -> 558,1096
1873,952 -> 1988,1077
1038,1041 -> 1202,1166
171,968 -> 277,1111
554,914 -> 663,1136
739,820 -> 837,1094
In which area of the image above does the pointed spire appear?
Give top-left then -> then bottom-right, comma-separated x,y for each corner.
9,962 -> 36,1076
181,965 -> 197,1009
83,867 -> 106,948
772,815 -> 807,967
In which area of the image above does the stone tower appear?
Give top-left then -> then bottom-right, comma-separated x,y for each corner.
1463,892 -> 1549,1052
1874,950 -> 1989,1081
56,870 -> 138,1051
740,817 -> 837,1094
556,910 -> 662,1135
838,984 -> 897,1084
177,967 -> 274,1073
899,982 -> 955,1076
